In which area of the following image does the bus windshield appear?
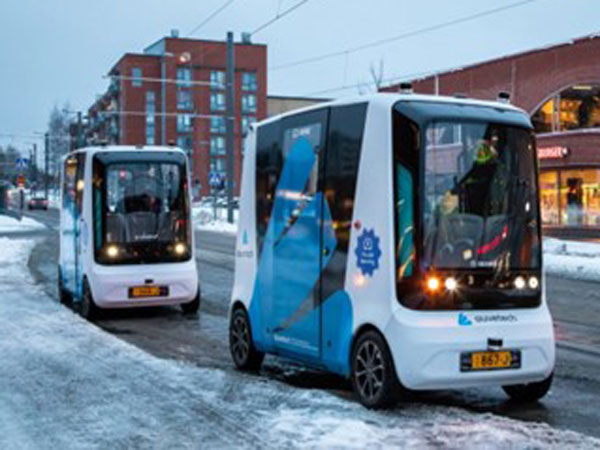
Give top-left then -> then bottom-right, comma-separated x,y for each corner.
423,121 -> 541,271
93,152 -> 190,265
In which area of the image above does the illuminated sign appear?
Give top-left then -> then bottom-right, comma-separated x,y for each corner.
538,146 -> 569,160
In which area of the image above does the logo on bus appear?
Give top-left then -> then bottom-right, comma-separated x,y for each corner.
355,228 -> 381,277
458,313 -> 473,326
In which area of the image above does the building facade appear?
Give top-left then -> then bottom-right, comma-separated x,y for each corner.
267,95 -> 330,117
382,33 -> 600,237
77,32 -> 267,196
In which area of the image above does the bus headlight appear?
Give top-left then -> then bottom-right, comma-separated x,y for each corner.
174,243 -> 187,255
426,276 -> 441,293
514,276 -> 526,290
106,245 -> 119,258
444,277 -> 458,292
528,276 -> 539,290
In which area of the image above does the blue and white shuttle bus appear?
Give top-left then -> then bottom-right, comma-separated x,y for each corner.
229,93 -> 554,408
59,146 -> 200,320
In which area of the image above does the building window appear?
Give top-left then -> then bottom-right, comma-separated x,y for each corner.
210,71 -> 225,90
176,67 -> 192,87
210,157 -> 226,174
241,116 -> 256,135
177,89 -> 193,110
210,136 -> 226,155
211,116 -> 226,134
146,91 -> 155,145
241,94 -> 257,113
242,72 -> 257,91
211,92 -> 226,111
177,114 -> 193,133
177,135 -> 193,152
533,84 -> 600,133
132,68 -> 142,87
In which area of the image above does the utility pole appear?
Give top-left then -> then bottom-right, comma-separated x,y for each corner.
44,133 -> 49,199
225,31 -> 235,224
77,111 -> 83,149
161,55 -> 167,145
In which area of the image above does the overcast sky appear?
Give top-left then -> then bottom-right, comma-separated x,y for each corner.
0,0 -> 599,153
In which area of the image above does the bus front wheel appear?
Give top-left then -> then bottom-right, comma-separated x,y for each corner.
229,306 -> 264,371
351,330 -> 401,409
79,278 -> 100,321
502,372 -> 553,402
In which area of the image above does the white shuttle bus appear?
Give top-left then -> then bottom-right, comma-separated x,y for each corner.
229,93 -> 554,408
59,146 -> 200,320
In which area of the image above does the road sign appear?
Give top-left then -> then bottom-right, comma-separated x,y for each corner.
16,174 -> 26,188
209,172 -> 225,189
15,158 -> 28,171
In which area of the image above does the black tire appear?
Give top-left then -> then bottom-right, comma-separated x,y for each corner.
229,306 -> 264,371
57,266 -> 71,306
503,372 -> 553,402
351,330 -> 401,409
79,278 -> 100,321
181,288 -> 201,314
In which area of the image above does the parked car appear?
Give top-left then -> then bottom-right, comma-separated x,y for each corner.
28,196 -> 49,210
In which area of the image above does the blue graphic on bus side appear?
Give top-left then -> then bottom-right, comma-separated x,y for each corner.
458,313 -> 473,326
355,228 -> 381,276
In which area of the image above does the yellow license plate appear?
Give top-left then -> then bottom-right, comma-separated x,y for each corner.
471,351 -> 512,370
129,286 -> 166,298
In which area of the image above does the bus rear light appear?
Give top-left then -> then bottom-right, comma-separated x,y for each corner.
174,243 -> 187,255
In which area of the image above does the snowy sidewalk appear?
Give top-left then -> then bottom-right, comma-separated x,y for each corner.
1,238 -> 599,448
544,238 -> 600,282
0,214 -> 44,233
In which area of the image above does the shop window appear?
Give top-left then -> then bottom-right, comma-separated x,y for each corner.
539,171 -> 559,225
559,169 -> 600,227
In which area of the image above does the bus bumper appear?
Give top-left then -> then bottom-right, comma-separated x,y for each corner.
384,305 -> 555,390
87,260 -> 199,308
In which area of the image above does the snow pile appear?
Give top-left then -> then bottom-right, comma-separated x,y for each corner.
543,238 -> 600,282
0,237 -> 35,282
0,214 -> 45,232
192,203 -> 238,235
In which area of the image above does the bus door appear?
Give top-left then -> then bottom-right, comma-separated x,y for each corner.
73,153 -> 86,299
269,109 -> 330,360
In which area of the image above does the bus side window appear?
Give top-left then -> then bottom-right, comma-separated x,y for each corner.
393,113 -> 419,281
256,121 -> 282,256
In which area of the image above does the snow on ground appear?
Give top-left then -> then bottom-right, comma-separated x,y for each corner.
1,239 -> 599,448
192,203 -> 238,235
544,237 -> 600,282
0,214 -> 45,233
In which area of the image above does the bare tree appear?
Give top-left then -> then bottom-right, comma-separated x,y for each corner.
358,59 -> 385,95
47,103 -> 71,178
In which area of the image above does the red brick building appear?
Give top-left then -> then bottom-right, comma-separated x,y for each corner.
80,31 -> 267,196
382,33 -> 600,237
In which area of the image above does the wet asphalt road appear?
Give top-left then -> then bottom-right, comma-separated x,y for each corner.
13,208 -> 600,439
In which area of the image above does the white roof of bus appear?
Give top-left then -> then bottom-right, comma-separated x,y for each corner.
256,93 -> 526,128
63,145 -> 187,160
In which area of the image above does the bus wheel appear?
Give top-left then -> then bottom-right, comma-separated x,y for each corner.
80,278 -> 99,321
351,330 -> 400,409
181,288 -> 201,315
57,267 -> 71,306
502,372 -> 553,402
229,307 -> 264,371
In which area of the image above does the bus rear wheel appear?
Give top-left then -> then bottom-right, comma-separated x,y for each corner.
181,288 -> 201,315
351,330 -> 400,409
502,372 -> 553,402
57,266 -> 71,306
229,307 -> 264,371
79,278 -> 100,321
